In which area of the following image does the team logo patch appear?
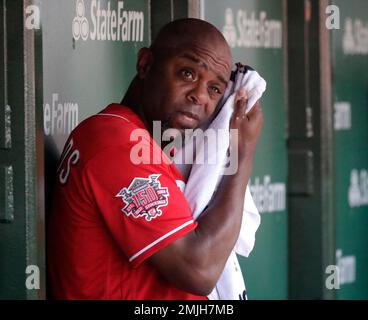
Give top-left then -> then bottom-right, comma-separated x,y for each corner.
116,174 -> 169,221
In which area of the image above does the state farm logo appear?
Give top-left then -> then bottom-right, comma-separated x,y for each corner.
72,0 -> 89,41
72,0 -> 145,42
222,7 -> 282,49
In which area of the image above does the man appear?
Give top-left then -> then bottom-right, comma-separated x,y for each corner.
47,18 -> 263,299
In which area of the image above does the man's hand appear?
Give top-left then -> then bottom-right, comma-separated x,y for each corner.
230,89 -> 264,158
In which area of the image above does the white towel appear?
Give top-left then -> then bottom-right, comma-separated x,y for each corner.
173,63 -> 266,300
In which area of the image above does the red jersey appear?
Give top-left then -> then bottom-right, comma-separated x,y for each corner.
47,104 -> 207,300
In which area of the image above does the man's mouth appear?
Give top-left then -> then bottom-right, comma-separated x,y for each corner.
172,111 -> 200,129
179,111 -> 200,121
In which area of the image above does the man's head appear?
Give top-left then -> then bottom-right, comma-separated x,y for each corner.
127,18 -> 233,133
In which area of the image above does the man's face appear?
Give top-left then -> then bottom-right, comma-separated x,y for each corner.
141,43 -> 232,133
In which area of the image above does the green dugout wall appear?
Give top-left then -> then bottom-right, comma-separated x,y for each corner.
330,0 -> 368,299
287,0 -> 336,300
287,0 -> 368,299
0,0 -> 45,299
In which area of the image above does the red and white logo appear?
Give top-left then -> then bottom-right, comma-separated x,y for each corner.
116,174 -> 169,221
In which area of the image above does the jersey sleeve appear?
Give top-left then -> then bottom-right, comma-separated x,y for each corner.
83,142 -> 196,267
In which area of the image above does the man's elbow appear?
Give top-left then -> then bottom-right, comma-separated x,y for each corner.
191,283 -> 215,297
182,268 -> 218,296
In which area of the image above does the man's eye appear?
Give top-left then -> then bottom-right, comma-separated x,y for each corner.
181,69 -> 194,80
210,86 -> 221,94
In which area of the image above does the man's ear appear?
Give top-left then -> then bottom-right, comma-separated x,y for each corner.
137,47 -> 153,79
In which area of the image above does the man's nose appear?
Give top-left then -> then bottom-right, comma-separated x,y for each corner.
186,83 -> 209,106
